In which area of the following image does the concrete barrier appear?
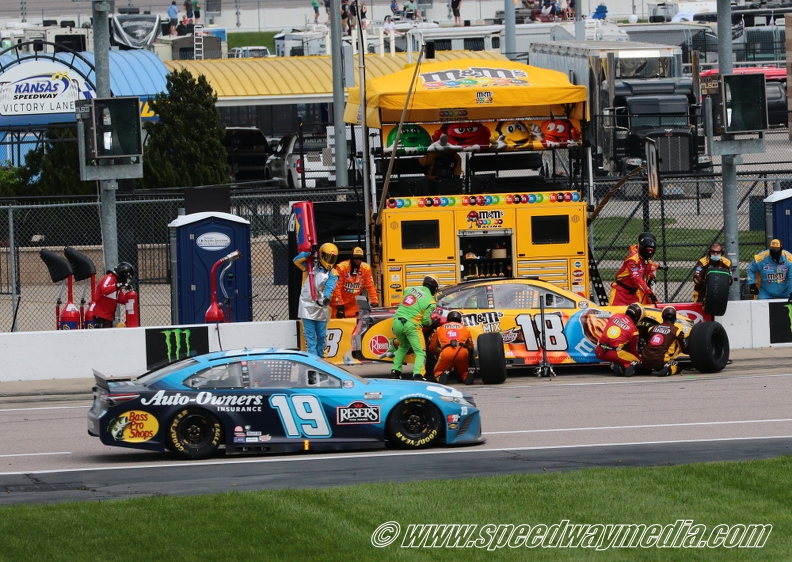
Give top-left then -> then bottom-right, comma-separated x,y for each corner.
1,298 -> 790,382
0,320 -> 298,382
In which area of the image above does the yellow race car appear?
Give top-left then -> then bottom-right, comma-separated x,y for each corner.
332,277 -> 729,384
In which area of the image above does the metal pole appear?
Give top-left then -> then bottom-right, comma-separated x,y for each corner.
8,207 -> 19,332
330,0 -> 349,187
93,0 -> 119,272
717,0 -> 740,300
356,21 -> 373,262
504,0 -> 515,60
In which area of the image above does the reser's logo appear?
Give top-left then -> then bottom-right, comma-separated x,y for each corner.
162,328 -> 192,362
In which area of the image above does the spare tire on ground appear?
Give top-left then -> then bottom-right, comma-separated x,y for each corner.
687,321 -> 730,373
477,332 -> 507,384
703,269 -> 731,316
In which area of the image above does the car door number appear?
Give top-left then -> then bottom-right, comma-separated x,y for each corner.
324,328 -> 343,358
270,394 -> 332,438
515,313 -> 569,351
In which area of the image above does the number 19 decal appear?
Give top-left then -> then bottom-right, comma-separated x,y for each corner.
270,394 -> 332,438
515,313 -> 569,351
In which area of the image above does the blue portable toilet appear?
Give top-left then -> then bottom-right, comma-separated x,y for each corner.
764,188 -> 792,251
168,212 -> 252,325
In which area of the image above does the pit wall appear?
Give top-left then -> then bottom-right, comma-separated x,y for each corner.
0,320 -> 298,382
0,300 -> 789,382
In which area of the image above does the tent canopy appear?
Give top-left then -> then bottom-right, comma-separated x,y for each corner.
344,58 -> 587,128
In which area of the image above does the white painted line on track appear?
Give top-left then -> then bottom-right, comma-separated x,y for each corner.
470,371 -> 792,391
0,406 -> 88,413
485,418 -> 792,435
1,435 -> 790,477
0,452 -> 71,458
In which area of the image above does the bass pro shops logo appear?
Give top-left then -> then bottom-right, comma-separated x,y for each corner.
162,328 -> 192,362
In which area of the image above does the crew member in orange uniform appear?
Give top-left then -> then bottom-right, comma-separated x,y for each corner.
331,247 -> 379,318
609,233 -> 659,306
595,303 -> 642,376
428,310 -> 474,384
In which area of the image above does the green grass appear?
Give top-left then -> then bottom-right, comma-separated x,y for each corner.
2,456 -> 790,560
227,31 -> 280,52
592,217 -> 767,263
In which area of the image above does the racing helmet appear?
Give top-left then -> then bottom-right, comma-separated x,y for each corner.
352,247 -> 365,259
661,306 -> 676,323
319,243 -> 339,270
625,303 -> 643,324
423,275 -> 439,295
638,232 -> 656,245
114,262 -> 135,285
446,310 -> 463,324
638,237 -> 656,260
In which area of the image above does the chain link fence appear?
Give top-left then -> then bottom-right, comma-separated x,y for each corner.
0,170 -> 790,332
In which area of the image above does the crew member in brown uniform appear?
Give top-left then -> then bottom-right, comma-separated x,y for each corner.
637,306 -> 688,377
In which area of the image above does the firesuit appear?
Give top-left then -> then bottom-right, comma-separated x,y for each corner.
391,276 -> 437,380
428,315 -> 474,384
692,245 -> 732,302
639,318 -> 687,376
330,248 -> 379,318
294,244 -> 339,358
89,262 -> 134,328
595,312 -> 640,370
608,241 -> 659,306
747,239 -> 792,300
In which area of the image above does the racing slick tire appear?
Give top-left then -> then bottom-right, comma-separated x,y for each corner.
167,408 -> 223,460
703,270 -> 730,317
688,321 -> 730,373
386,398 -> 443,448
477,333 -> 507,385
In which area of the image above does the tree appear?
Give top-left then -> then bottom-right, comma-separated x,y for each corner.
16,127 -> 89,196
139,68 -> 230,189
0,164 -> 23,197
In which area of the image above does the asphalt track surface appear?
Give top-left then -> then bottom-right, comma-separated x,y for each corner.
1,347 -> 791,506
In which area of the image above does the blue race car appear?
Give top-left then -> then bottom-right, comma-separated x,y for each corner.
88,348 -> 484,459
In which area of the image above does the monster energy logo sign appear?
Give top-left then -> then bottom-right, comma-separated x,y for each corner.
162,329 -> 192,362
145,325 -> 209,370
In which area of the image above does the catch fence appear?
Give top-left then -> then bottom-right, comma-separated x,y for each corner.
0,172 -> 788,332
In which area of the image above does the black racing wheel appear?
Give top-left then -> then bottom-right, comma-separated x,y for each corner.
386,398 -> 443,448
167,408 -> 223,460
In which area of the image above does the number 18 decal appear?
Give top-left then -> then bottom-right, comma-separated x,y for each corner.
270,394 -> 332,438
515,313 -> 569,351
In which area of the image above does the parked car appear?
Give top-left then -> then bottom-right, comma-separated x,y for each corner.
222,127 -> 275,181
88,348 -> 484,459
229,46 -> 271,58
347,277 -> 730,384
265,133 -> 335,188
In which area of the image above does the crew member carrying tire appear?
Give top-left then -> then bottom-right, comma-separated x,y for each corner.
609,232 -> 659,306
692,242 -> 732,316
428,310 -> 474,385
635,306 -> 688,377
595,303 -> 642,376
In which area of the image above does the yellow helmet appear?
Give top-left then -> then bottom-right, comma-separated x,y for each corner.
319,243 -> 338,269
352,247 -> 365,258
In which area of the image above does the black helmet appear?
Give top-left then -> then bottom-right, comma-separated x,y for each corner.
639,237 -> 656,260
446,310 -> 462,324
661,306 -> 676,323
638,232 -> 656,245
114,262 -> 135,285
423,275 -> 439,295
626,303 -> 643,324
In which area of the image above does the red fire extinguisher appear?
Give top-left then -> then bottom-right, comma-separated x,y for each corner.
124,287 -> 140,327
59,275 -> 81,330
205,249 -> 242,323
